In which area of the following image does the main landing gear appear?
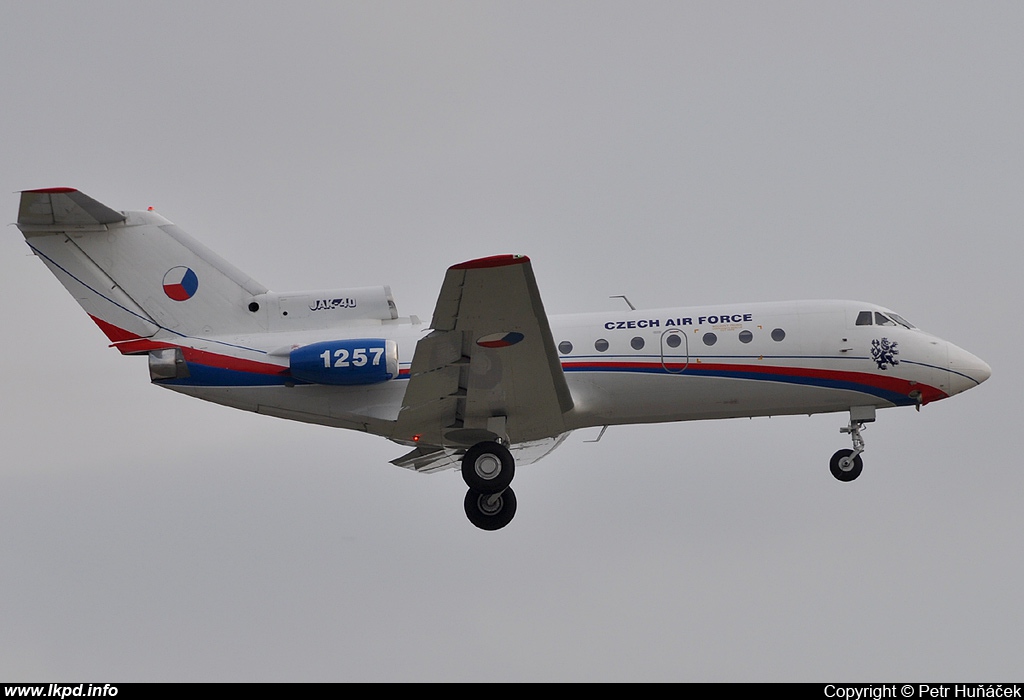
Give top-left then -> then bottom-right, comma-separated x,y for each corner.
462,441 -> 517,530
830,406 -> 875,482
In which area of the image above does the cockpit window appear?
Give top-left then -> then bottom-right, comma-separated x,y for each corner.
859,309 -> 916,329
889,313 -> 916,329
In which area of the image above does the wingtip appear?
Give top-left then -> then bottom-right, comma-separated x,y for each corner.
450,254 -> 530,271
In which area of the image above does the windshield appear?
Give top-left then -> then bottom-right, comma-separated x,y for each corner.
860,310 -> 918,329
888,313 -> 916,329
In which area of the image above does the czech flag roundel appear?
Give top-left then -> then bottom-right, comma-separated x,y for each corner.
476,331 -> 525,348
163,266 -> 199,301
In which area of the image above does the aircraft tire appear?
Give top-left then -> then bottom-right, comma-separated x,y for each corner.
461,441 -> 515,494
464,487 -> 517,531
829,449 -> 863,482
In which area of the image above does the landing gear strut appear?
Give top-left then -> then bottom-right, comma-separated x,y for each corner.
461,440 -> 517,530
830,407 -> 875,482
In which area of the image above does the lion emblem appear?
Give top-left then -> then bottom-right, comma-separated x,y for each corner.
871,337 -> 900,370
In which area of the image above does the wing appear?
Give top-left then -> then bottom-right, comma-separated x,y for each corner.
393,255 -> 573,450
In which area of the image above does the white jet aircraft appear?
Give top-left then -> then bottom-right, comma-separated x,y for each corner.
16,188 -> 991,530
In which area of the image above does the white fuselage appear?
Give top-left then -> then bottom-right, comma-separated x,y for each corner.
164,298 -> 990,446
16,189 -> 992,526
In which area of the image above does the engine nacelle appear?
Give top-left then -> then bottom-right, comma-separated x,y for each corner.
289,339 -> 399,385
250,286 -> 399,332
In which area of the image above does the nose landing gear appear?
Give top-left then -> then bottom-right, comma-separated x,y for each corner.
830,406 -> 875,482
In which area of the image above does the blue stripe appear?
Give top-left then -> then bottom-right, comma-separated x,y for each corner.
160,363 -> 302,387
167,359 -> 914,406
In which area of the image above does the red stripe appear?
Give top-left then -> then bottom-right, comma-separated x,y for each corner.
563,360 -> 947,404
178,346 -> 287,375
450,254 -> 529,270
88,315 -> 286,375
90,315 -> 144,345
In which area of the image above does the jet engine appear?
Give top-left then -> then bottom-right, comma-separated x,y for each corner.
289,339 -> 399,385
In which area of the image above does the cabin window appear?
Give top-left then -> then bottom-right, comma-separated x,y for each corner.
856,311 -> 873,326
558,341 -> 573,354
594,338 -> 609,352
875,312 -> 896,327
665,333 -> 682,348
702,332 -> 717,346
771,328 -> 786,342
630,336 -> 645,350
739,330 -> 753,343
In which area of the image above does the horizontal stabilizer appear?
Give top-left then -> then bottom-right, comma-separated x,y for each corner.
18,188 -> 126,228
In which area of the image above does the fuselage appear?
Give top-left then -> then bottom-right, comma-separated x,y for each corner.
20,197 -> 987,447
159,298 -> 990,443
17,189 -> 993,528
551,299 -> 988,427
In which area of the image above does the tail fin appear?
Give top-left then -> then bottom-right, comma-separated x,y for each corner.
17,188 -> 269,351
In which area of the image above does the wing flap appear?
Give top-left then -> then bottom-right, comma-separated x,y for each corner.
390,445 -> 460,473
407,330 -> 464,377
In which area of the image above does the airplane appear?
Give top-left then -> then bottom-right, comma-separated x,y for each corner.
15,188 -> 992,530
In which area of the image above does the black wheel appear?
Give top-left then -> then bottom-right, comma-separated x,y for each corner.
830,449 -> 863,482
461,441 -> 515,494
464,487 -> 517,531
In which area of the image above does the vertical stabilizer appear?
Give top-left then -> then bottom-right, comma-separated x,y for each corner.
17,189 -> 269,349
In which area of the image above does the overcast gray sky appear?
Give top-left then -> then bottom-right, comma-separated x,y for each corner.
1,1 -> 1021,681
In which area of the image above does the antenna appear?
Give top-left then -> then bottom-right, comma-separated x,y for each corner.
609,295 -> 636,311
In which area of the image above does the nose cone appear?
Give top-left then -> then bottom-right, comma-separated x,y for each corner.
947,343 -> 992,395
